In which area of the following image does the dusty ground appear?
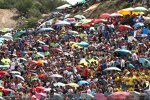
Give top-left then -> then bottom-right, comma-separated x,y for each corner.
0,9 -> 18,29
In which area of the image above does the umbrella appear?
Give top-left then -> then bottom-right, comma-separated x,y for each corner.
99,13 -> 110,18
132,7 -> 148,12
50,74 -> 63,78
0,28 -> 13,33
66,83 -> 79,88
79,58 -> 89,66
76,65 -> 83,69
74,15 -> 86,19
77,42 -> 89,47
80,19 -> 92,24
118,25 -> 133,31
81,23 -> 91,27
78,80 -> 89,85
109,91 -> 132,99
44,88 -> 51,92
0,71 -> 9,76
36,52 -> 45,58
139,58 -> 150,67
2,34 -> 13,40
14,75 -> 25,81
31,77 -> 40,82
19,58 -> 27,62
3,89 -> 14,93
91,19 -> 106,23
56,4 -> 71,9
36,86 -> 45,92
38,27 -> 54,32
133,22 -> 144,28
89,58 -> 98,65
115,49 -> 132,56
55,21 -> 70,26
103,67 -> 121,71
54,82 -> 65,87
0,65 -> 10,69
13,30 -> 26,39
10,71 -> 21,75
110,13 -> 123,17
1,58 -> 11,65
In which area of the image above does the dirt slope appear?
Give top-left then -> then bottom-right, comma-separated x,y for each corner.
0,9 -> 18,28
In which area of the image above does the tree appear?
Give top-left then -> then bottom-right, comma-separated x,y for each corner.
15,0 -> 33,16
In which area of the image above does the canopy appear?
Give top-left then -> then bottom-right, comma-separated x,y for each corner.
66,83 -> 79,88
118,25 -> 133,31
115,49 -> 132,56
110,13 -> 123,17
56,4 -> 71,10
54,82 -> 65,87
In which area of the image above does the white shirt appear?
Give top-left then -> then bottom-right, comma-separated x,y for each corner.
132,53 -> 138,61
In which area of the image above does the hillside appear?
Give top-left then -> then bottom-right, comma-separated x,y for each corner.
0,9 -> 18,28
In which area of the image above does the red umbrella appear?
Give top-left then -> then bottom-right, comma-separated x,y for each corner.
109,91 -> 132,100
36,86 -> 45,92
100,13 -> 110,18
110,13 -> 123,17
81,23 -> 91,27
3,89 -> 14,93
119,25 -> 133,31
0,71 -> 9,76
91,19 -> 106,23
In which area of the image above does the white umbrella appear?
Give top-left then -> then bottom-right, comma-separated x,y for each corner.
74,15 -> 86,19
14,75 -> 25,81
44,88 -> 51,92
54,82 -> 65,87
50,74 -> 63,78
38,40 -> 46,45
103,67 -> 121,71
2,34 -> 13,40
55,21 -> 70,26
56,4 -> 71,10
10,71 -> 21,75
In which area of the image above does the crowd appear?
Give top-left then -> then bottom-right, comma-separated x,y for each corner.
0,0 -> 149,100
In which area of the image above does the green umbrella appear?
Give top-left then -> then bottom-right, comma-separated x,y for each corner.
132,7 -> 148,12
13,30 -> 26,39
77,0 -> 86,4
31,77 -> 40,82
80,19 -> 92,24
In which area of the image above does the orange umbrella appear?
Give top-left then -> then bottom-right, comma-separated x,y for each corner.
37,60 -> 44,66
76,65 -> 83,69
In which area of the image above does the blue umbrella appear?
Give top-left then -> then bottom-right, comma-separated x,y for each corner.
133,22 -> 144,28
139,58 -> 150,67
115,49 -> 131,57
0,65 -> 10,69
78,80 -> 89,85
38,27 -> 54,32
77,42 -> 89,47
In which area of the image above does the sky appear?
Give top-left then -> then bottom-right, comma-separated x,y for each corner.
66,0 -> 79,5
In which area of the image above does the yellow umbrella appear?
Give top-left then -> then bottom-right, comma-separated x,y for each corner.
118,8 -> 144,15
66,83 -> 79,88
71,43 -> 83,49
79,58 -> 89,66
89,58 -> 98,65
1,58 -> 11,65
